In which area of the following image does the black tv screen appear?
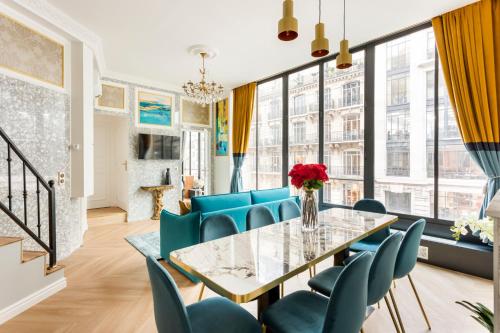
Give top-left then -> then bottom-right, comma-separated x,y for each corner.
138,134 -> 180,160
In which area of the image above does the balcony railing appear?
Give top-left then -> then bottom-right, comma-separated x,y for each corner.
289,133 -> 317,145
325,130 -> 364,143
325,63 -> 364,79
386,167 -> 410,177
326,165 -> 363,178
324,97 -> 364,111
387,132 -> 410,142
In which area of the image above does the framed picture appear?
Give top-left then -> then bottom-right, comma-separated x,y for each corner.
180,97 -> 211,127
135,88 -> 175,128
0,12 -> 64,88
215,98 -> 229,156
95,81 -> 128,112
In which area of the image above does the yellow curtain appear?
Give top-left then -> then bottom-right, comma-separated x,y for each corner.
232,82 -> 257,154
432,0 -> 500,217
432,0 -> 499,144
230,82 -> 256,192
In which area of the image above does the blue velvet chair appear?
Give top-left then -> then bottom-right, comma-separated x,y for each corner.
388,219 -> 431,332
200,214 -> 239,243
278,200 -> 301,221
246,206 -> 275,230
308,232 -> 403,332
146,256 -> 260,333
199,214 -> 239,300
350,199 -> 389,253
262,251 -> 373,333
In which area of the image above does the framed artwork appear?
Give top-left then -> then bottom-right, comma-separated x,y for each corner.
215,98 -> 229,156
180,97 -> 211,127
135,88 -> 175,128
0,12 -> 64,87
95,81 -> 128,112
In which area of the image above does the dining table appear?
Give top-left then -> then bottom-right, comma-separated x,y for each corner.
170,207 -> 398,319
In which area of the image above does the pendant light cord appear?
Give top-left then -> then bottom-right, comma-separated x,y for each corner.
319,0 -> 322,23
343,0 -> 346,39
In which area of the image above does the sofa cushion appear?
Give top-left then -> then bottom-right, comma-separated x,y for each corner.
251,187 -> 290,204
191,192 -> 252,213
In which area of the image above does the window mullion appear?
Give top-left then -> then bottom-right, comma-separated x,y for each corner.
433,45 -> 439,222
364,46 -> 376,198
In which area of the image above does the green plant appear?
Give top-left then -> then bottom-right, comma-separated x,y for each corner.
456,300 -> 494,332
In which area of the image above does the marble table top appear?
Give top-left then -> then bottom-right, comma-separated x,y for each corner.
170,207 -> 398,303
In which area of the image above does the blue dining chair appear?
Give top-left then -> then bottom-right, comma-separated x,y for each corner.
200,214 -> 239,243
308,232 -> 404,332
246,206 -> 275,230
146,256 -> 261,333
199,214 -> 239,300
262,251 -> 373,333
278,200 -> 301,221
350,199 -> 390,253
387,219 -> 430,332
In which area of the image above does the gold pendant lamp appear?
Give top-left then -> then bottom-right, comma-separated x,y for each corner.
278,0 -> 298,41
336,0 -> 352,69
311,0 -> 329,57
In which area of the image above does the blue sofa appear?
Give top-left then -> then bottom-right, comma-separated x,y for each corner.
160,187 -> 300,282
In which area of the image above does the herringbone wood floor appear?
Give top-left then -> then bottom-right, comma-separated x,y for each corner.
0,210 -> 493,333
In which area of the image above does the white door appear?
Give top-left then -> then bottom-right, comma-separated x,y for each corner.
88,118 -> 110,209
114,117 -> 129,211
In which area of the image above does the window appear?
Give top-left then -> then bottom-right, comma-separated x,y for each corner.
386,111 -> 410,142
386,191 -> 411,212
387,75 -> 409,105
292,95 -> 306,115
387,39 -> 409,71
323,51 -> 365,205
182,129 -> 208,190
386,150 -> 409,176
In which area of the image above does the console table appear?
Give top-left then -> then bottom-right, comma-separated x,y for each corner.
141,185 -> 174,220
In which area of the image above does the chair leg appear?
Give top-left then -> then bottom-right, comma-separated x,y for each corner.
313,264 -> 316,276
389,288 -> 406,333
261,324 -> 267,333
360,328 -> 365,333
280,283 -> 284,298
408,274 -> 431,330
384,295 -> 401,333
309,267 -> 313,278
198,283 -> 205,301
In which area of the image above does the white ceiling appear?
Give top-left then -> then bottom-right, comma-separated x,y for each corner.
47,0 -> 477,90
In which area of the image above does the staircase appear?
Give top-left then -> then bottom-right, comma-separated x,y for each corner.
0,127 -> 65,324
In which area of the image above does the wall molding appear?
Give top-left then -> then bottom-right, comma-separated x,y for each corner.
0,277 -> 67,324
3,0 -> 105,73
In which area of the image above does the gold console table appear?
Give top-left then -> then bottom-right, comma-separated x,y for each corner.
141,185 -> 174,220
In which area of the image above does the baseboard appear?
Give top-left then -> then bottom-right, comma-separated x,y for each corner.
0,277 -> 67,324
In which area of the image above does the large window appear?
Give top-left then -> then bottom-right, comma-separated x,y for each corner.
182,129 -> 208,190
243,23 -> 486,233
323,51 -> 365,205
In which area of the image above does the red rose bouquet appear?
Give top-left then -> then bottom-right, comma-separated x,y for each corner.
288,163 -> 329,191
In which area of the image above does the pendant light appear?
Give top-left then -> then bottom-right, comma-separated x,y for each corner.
278,0 -> 298,41
311,0 -> 329,57
336,0 -> 352,69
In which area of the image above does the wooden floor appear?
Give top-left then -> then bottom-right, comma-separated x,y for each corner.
0,212 -> 493,333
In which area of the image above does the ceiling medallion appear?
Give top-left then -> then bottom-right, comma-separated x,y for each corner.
182,46 -> 224,106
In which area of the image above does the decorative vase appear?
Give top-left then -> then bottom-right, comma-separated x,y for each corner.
301,189 -> 319,231
164,168 -> 171,185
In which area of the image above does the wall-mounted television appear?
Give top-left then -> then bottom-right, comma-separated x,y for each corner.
138,134 -> 180,160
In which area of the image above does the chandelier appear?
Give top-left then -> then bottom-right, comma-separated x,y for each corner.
182,52 -> 224,106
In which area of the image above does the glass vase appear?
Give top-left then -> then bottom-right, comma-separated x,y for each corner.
301,189 -> 319,231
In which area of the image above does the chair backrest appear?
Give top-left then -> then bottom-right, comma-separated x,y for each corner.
146,256 -> 192,333
246,206 -> 275,230
278,200 -> 301,221
322,252 -> 373,333
353,199 -> 387,214
394,219 -> 426,279
367,232 -> 403,305
200,214 -> 239,242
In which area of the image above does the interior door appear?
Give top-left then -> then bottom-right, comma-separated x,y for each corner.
114,117 -> 129,211
88,118 -> 110,209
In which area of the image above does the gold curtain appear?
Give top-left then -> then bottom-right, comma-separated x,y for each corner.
432,0 -> 499,144
230,82 -> 256,192
432,0 -> 500,217
232,82 -> 257,154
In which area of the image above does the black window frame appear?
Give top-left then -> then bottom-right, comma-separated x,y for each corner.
249,21 -> 475,239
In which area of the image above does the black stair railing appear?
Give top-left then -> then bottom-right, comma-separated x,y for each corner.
0,126 -> 57,267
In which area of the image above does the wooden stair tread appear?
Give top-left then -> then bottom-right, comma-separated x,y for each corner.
45,264 -> 65,275
22,250 -> 47,263
0,236 -> 22,247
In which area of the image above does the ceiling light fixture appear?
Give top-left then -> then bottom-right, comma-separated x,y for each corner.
336,0 -> 352,69
278,0 -> 298,41
311,0 -> 329,57
182,48 -> 224,106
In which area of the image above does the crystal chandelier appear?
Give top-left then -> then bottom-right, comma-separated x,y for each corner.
182,52 -> 224,106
